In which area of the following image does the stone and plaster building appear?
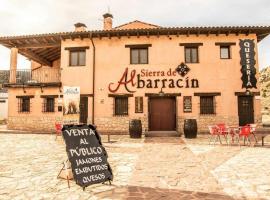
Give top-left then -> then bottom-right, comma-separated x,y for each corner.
0,13 -> 269,134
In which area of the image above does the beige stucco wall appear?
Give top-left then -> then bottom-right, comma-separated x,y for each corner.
92,34 -> 261,132
7,87 -> 62,132
6,33 -> 261,133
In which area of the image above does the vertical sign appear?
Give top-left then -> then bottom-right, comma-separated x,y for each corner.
62,124 -> 113,189
183,96 -> 192,113
63,86 -> 80,124
239,39 -> 257,89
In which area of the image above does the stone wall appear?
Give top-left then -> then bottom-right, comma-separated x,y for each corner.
95,116 -> 148,134
177,115 -> 239,134
8,116 -> 62,132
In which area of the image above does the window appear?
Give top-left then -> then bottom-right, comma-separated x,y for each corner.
42,97 -> 55,112
69,50 -> 86,66
185,47 -> 198,63
131,48 -> 148,64
220,46 -> 230,59
200,96 -> 215,114
114,97 -> 128,116
18,97 -> 30,113
135,97 -> 143,113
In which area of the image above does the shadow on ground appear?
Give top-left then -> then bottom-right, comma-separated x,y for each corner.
94,185 -> 253,200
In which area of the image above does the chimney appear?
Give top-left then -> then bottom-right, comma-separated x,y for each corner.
74,23 -> 87,32
103,13 -> 113,30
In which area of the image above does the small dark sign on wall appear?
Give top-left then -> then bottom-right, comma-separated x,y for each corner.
183,96 -> 192,113
62,124 -> 113,189
239,39 -> 257,89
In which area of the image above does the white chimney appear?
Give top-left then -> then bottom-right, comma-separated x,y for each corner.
103,13 -> 113,30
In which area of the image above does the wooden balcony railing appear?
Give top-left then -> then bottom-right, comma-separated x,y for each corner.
7,68 -> 61,84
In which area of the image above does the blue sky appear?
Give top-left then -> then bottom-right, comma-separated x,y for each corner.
0,0 -> 269,70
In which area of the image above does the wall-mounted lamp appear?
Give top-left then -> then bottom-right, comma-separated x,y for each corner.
245,89 -> 252,96
159,88 -> 165,96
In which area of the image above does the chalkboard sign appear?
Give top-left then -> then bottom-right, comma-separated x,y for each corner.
183,96 -> 192,113
62,124 -> 113,189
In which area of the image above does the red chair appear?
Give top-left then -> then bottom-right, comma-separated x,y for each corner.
208,125 -> 221,145
238,125 -> 252,146
55,123 -> 62,140
247,124 -> 258,144
216,123 -> 229,144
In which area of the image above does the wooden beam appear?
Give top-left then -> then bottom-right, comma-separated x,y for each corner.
37,48 -> 59,57
17,43 -> 60,49
19,49 -> 52,66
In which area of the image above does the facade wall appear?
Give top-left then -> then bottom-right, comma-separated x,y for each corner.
6,32 -> 262,133
7,88 -> 63,132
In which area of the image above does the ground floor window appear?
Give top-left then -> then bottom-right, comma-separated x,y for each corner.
18,97 -> 31,113
114,97 -> 128,116
135,96 -> 143,113
200,96 -> 215,114
42,97 -> 55,112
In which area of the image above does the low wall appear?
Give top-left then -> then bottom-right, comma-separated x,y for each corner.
8,116 -> 62,132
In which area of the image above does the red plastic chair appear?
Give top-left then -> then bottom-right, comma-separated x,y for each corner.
55,123 -> 62,140
238,125 -> 252,146
208,125 -> 221,144
216,123 -> 229,144
247,124 -> 258,144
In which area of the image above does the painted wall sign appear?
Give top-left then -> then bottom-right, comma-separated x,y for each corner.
183,96 -> 192,113
239,39 -> 257,89
62,124 -> 113,189
108,67 -> 199,93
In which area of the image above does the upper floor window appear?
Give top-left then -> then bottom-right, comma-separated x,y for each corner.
70,50 -> 86,66
220,46 -> 230,59
180,43 -> 203,63
215,42 -> 236,59
65,46 -> 89,66
185,47 -> 198,63
125,44 -> 152,65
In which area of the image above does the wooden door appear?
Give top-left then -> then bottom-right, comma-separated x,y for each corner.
79,96 -> 88,124
238,96 -> 254,126
149,97 -> 176,131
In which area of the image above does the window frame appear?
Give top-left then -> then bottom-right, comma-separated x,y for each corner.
69,50 -> 86,66
135,96 -> 143,113
184,46 -> 199,63
199,96 -> 216,115
17,97 -> 31,113
130,48 -> 148,64
42,97 -> 55,113
114,96 -> 129,116
220,46 -> 231,59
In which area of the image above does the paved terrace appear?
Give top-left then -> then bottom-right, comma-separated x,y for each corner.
0,133 -> 270,200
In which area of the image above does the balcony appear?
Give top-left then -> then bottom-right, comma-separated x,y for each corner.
2,68 -> 61,88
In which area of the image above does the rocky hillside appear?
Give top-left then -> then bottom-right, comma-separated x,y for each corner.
260,66 -> 270,125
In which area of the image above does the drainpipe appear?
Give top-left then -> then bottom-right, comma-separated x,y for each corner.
90,36 -> 96,125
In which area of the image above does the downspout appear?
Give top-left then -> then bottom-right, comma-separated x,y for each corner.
90,35 -> 96,125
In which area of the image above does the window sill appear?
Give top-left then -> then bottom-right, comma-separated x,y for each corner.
199,113 -> 216,116
113,115 -> 129,117
68,65 -> 86,67
130,63 -> 148,65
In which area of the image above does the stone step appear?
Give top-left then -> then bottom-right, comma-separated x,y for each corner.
145,131 -> 180,137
